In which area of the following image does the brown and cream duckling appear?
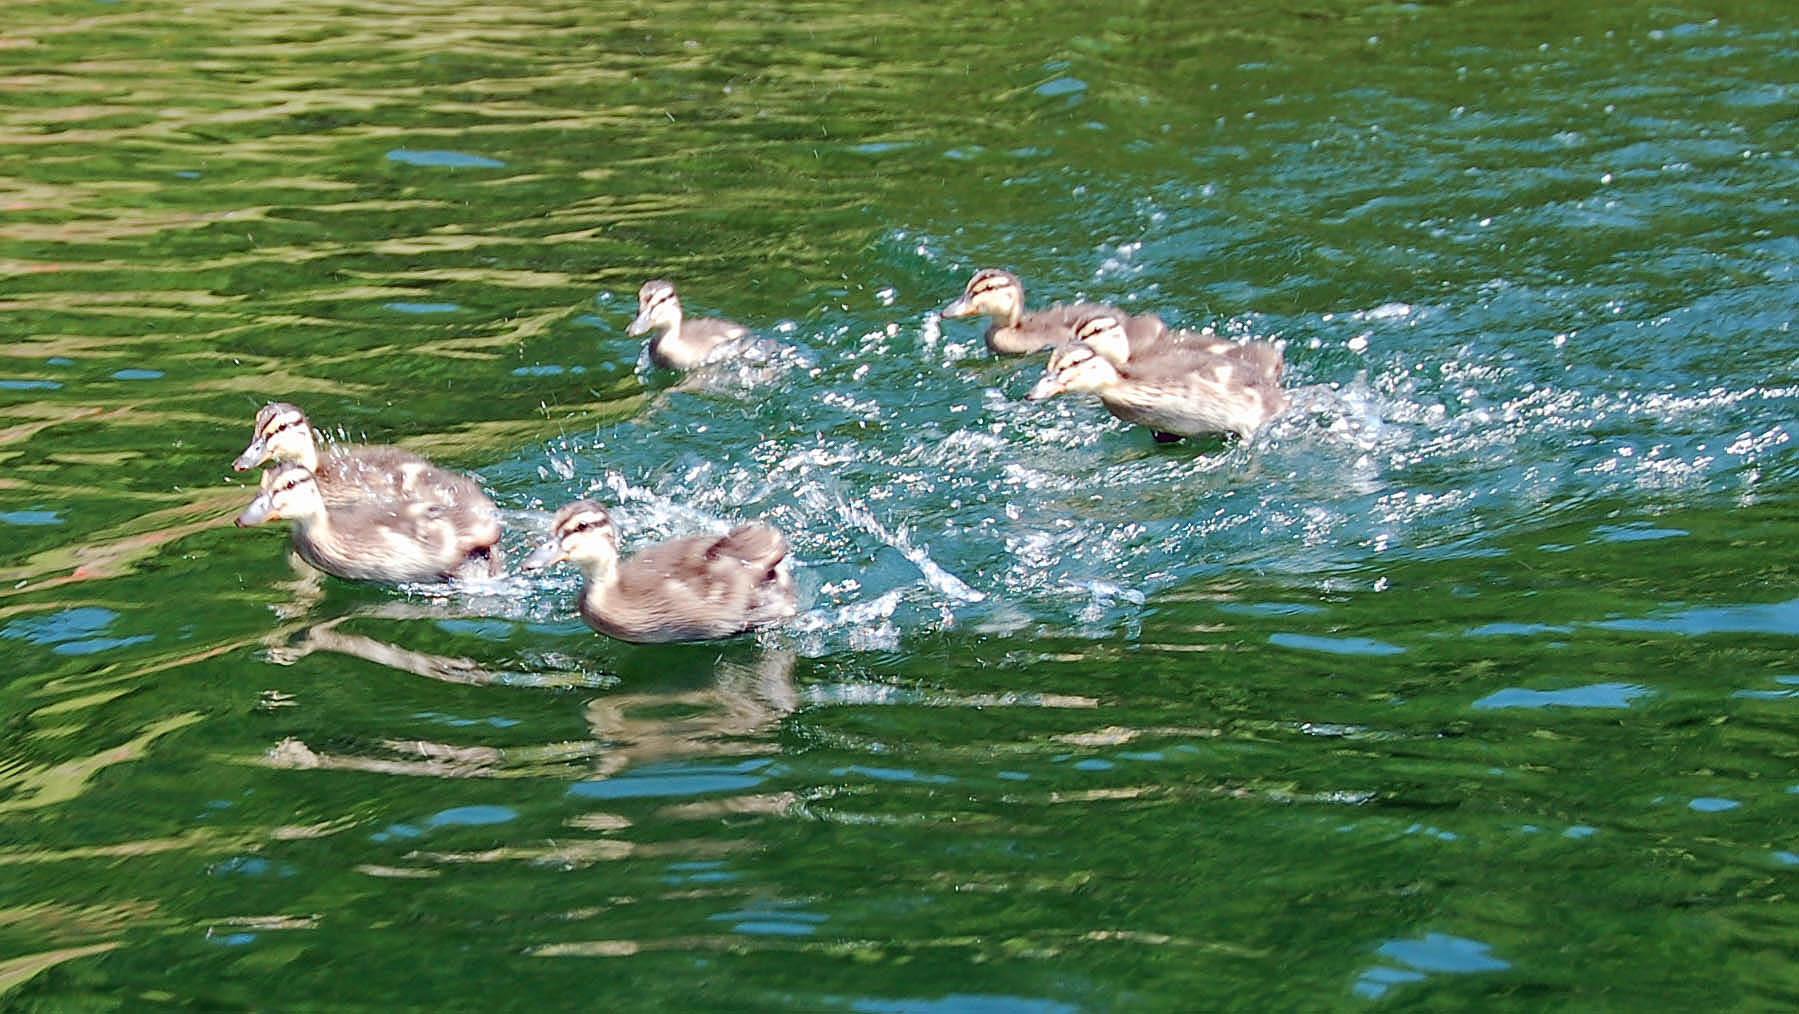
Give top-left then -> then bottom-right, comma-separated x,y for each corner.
522,500 -> 796,644
940,267 -> 1127,356
236,463 -> 504,584
626,279 -> 751,371
232,402 -> 496,512
1026,312 -> 1287,442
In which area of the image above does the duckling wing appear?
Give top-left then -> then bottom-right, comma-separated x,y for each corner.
1227,340 -> 1285,386
605,526 -> 795,641
1108,351 -> 1283,439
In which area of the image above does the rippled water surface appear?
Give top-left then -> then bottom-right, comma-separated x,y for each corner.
3,0 -> 1797,1008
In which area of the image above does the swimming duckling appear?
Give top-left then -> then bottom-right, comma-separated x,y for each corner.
940,268 -> 1125,355
236,463 -> 504,584
1077,312 -> 1285,385
232,402 -> 497,511
1026,312 -> 1287,442
522,500 -> 795,644
626,279 -> 751,370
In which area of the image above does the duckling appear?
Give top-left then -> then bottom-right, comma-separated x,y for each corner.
941,268 -> 1127,355
522,500 -> 795,644
626,279 -> 751,370
1077,312 -> 1285,385
232,402 -> 497,512
1026,312 -> 1287,442
236,463 -> 504,584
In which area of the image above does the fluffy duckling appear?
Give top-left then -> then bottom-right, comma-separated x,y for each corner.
940,268 -> 1125,355
1026,312 -> 1287,442
626,279 -> 751,370
236,463 -> 503,584
1078,312 -> 1286,385
232,402 -> 496,512
523,500 -> 795,644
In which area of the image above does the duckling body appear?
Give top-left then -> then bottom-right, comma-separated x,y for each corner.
233,402 -> 495,512
524,500 -> 795,644
236,463 -> 504,584
1027,312 -> 1286,441
627,279 -> 750,371
942,268 -> 1131,356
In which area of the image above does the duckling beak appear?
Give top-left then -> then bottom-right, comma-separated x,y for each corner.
1025,371 -> 1066,401
520,539 -> 568,572
940,294 -> 975,319
235,492 -> 279,527
232,438 -> 267,472
624,309 -> 653,337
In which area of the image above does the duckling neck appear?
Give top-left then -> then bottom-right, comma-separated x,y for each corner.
573,547 -> 622,611
291,438 -> 321,472
284,508 -> 338,566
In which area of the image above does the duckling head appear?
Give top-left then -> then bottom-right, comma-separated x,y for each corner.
236,462 -> 327,527
626,280 -> 683,338
522,500 -> 621,573
1070,311 -> 1133,367
233,402 -> 319,472
942,268 -> 1025,327
1026,341 -> 1121,401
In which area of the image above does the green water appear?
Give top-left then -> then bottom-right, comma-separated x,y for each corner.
3,0 -> 1797,1008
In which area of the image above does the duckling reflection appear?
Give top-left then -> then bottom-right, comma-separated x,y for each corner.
582,649 -> 797,779
258,602 -> 613,690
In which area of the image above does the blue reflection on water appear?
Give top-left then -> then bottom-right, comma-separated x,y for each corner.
1596,598 -> 1799,637
1269,632 -> 1404,656
385,149 -> 505,168
1688,797 -> 1740,813
570,758 -> 771,800
110,369 -> 164,380
384,301 -> 461,314
1358,931 -> 1511,994
0,510 -> 61,526
852,996 -> 1078,1014
710,906 -> 828,937
1465,622 -> 1574,637
1594,524 -> 1688,543
0,606 -> 152,655
373,805 -> 517,841
0,379 -> 61,390
835,765 -> 956,785
1034,77 -> 1088,99
1472,682 -> 1649,711
1377,932 -> 1511,973
426,805 -> 517,828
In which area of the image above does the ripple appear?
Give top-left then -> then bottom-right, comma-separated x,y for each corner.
1269,633 -> 1405,656
384,149 -> 506,168
1472,682 -> 1650,711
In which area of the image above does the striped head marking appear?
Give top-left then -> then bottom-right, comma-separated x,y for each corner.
627,279 -> 682,337
942,268 -> 1024,321
233,402 -> 315,471
1072,311 -> 1131,366
1028,341 -> 1118,400
236,462 -> 322,527
523,500 -> 620,570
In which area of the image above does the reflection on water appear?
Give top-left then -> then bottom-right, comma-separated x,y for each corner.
2,0 -> 1798,1008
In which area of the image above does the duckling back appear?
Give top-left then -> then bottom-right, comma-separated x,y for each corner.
585,524 -> 795,643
